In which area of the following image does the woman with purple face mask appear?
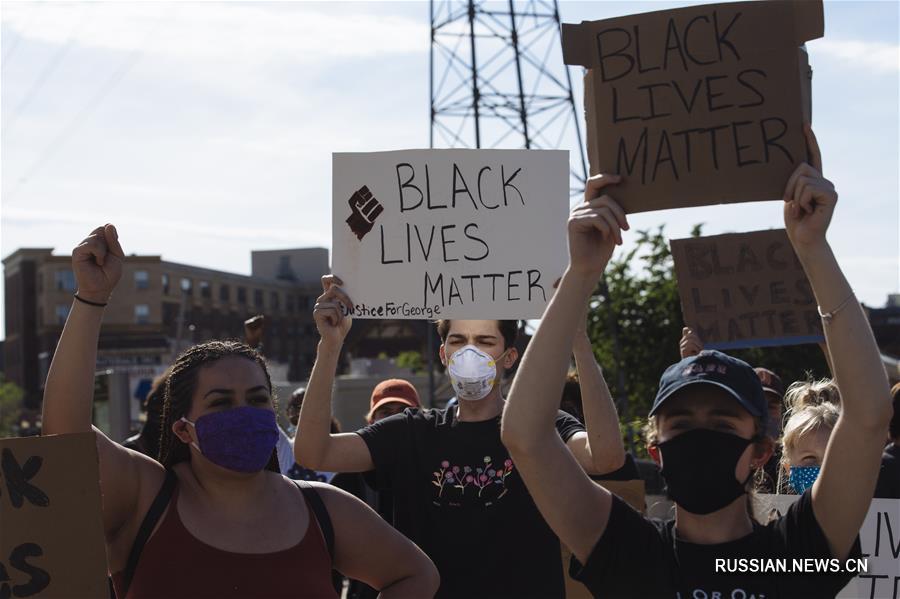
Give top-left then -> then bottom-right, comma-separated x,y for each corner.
41,225 -> 439,599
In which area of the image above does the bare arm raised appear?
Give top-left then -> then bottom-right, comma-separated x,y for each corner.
570,320 -> 626,475
501,175 -> 629,563
41,225 -> 163,541
316,483 -> 439,597
788,127 -> 892,559
293,276 -> 375,473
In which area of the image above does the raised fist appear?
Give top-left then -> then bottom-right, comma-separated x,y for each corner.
346,186 -> 384,241
71,224 -> 124,304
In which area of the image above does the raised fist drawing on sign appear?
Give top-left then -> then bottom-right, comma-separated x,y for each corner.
346,185 -> 383,241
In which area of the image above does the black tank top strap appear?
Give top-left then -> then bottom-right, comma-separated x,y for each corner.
121,469 -> 177,597
293,479 -> 335,562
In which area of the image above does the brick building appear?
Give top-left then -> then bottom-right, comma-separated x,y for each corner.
3,246 -> 328,409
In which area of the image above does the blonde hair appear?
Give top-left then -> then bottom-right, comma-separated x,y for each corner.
783,378 -> 841,412
778,379 -> 841,492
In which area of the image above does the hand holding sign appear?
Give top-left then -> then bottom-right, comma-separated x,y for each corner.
71,224 -> 124,304
568,174 -> 629,282
783,126 -> 837,254
314,275 -> 353,346
679,327 -> 704,359
346,186 -> 384,241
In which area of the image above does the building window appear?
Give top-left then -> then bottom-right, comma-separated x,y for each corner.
55,304 -> 70,324
162,273 -> 170,294
254,289 -> 264,308
55,270 -> 76,291
219,284 -> 230,302
135,304 -> 150,324
277,255 -> 294,280
181,278 -> 193,295
237,286 -> 247,304
135,270 -> 149,290
200,280 -> 211,299
287,295 -> 296,313
271,291 -> 280,310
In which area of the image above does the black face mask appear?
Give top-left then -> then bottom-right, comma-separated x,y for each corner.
657,428 -> 754,515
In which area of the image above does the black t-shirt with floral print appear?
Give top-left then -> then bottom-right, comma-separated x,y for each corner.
357,405 -> 584,599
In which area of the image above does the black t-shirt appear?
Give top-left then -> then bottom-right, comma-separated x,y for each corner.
874,443 -> 900,498
357,406 -> 584,599
592,452 -> 640,482
571,491 -> 860,599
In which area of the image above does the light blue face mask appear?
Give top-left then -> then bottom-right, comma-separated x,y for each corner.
789,465 -> 821,494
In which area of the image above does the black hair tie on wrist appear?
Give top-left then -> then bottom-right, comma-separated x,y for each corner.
74,293 -> 108,307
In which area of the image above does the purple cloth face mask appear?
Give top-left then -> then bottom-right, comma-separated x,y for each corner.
182,406 -> 278,473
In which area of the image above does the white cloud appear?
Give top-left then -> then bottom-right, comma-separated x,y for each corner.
811,38 -> 900,73
0,2 -> 428,65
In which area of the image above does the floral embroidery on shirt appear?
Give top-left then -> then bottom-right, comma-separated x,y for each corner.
432,456 -> 515,504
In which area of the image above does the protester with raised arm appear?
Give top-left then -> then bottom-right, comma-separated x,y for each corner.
41,224 -> 438,599
502,127 -> 890,597
296,289 -> 608,598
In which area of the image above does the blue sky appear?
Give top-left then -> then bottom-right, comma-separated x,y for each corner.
1,0 -> 898,340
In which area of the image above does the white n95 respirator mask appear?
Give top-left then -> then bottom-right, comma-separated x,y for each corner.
447,345 -> 505,401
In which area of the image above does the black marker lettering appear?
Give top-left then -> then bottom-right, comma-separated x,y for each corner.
595,27 -> 634,82
452,163 -> 477,209
477,166 -> 499,209
463,224 -> 490,261
761,117 -> 794,164
502,166 -> 525,206
736,68 -> 766,107
440,224 -> 459,262
396,163 -> 423,212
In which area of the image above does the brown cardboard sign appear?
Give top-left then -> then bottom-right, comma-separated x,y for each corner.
670,229 -> 824,349
562,0 -> 822,213
0,433 -> 107,598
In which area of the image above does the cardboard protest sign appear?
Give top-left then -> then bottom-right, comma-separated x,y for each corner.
562,0 -> 822,213
753,495 -> 900,598
0,433 -> 107,598
671,229 -> 824,349
332,150 -> 569,320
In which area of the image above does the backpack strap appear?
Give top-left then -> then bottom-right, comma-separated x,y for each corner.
294,479 -> 335,562
120,469 -> 177,597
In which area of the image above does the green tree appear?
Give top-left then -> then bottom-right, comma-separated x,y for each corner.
586,225 -> 829,457
0,375 -> 25,437
396,350 -> 425,374
586,226 -> 687,457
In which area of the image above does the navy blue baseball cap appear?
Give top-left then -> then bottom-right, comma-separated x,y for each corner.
649,350 -> 768,426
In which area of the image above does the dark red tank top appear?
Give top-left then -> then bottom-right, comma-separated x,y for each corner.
112,485 -> 338,598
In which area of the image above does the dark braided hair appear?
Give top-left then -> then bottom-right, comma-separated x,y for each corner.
158,340 -> 280,472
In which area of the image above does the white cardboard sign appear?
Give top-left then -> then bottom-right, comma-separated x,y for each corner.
753,495 -> 900,598
332,149 -> 569,320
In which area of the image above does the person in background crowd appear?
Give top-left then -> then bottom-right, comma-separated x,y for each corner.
502,126 -> 890,597
365,378 -> 422,423
679,327 -> 788,492
331,378 -> 423,519
779,380 -> 841,494
42,223 -> 439,599
297,291 -> 618,599
283,386 -> 341,482
875,382 -> 900,498
564,322 -> 642,485
331,379 -> 422,599
123,367 -> 171,460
